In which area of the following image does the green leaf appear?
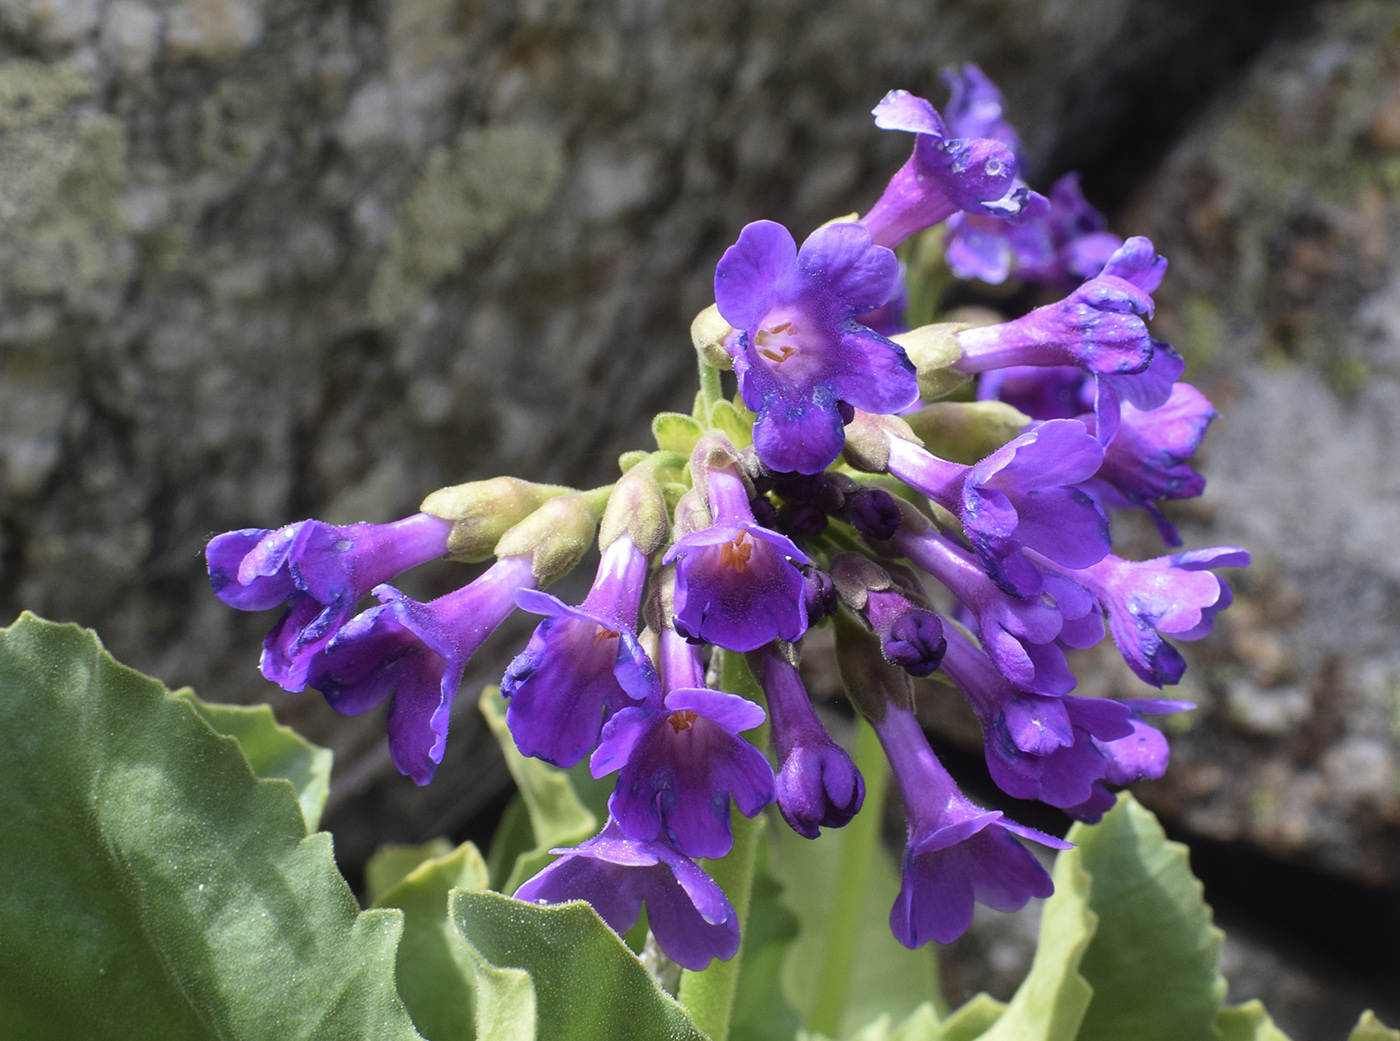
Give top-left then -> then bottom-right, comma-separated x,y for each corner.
0,613 -> 422,1041
1070,794 -> 1226,1041
450,889 -> 708,1040
653,412 -> 705,457
885,1003 -> 939,1040
1215,1000 -> 1294,1041
1351,1011 -> 1400,1041
979,830 -> 1096,1041
934,994 -> 1006,1041
373,842 -> 491,1041
830,994 -> 1005,1041
478,687 -> 598,894
368,839 -> 458,905
710,398 -> 756,449
175,687 -> 334,831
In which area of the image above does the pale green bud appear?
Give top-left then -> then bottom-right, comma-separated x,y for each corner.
495,489 -> 606,587
903,400 -> 1032,466
841,410 -> 921,474
599,462 -> 670,557
421,477 -> 573,562
691,304 -> 735,371
892,323 -> 973,400
672,488 -> 713,541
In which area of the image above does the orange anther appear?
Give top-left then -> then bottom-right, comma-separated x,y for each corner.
758,345 -> 796,364
719,532 -> 753,572
593,626 -> 620,645
667,709 -> 698,733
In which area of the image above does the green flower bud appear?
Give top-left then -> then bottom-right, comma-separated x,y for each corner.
841,410 -> 920,474
420,477 -> 574,562
903,400 -> 1032,466
892,323 -> 973,401
672,488 -> 713,541
834,608 -> 914,724
691,303 -> 736,371
494,488 -> 608,587
599,461 -> 670,557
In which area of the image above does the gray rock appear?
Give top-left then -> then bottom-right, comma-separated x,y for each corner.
1122,0 -> 1400,890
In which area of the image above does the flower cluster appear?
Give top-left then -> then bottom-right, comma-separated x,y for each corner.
206,69 -> 1246,972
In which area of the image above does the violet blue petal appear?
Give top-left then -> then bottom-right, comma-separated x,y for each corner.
941,63 -> 1024,160
872,90 -> 947,136
665,521 -> 809,652
714,220 -> 798,330
797,222 -> 901,315
514,820 -> 739,971
594,688 -> 774,860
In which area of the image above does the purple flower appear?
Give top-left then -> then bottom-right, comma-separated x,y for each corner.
937,628 -> 1185,819
1080,382 -> 1217,546
501,536 -> 658,768
591,628 -> 775,859
953,237 -> 1180,442
885,419 -> 1111,596
838,484 -> 906,541
664,461 -> 810,651
945,214 -> 1055,286
893,523 -> 1081,694
977,364 -> 1092,421
1047,546 -> 1250,687
941,63 -> 1025,161
714,220 -> 919,474
206,512 -> 453,691
945,172 -> 1123,289
514,819 -> 739,971
872,701 -> 1069,947
862,90 -> 1047,250
304,555 -> 535,785
752,643 -> 864,837
866,592 -> 947,678
1041,173 -> 1123,281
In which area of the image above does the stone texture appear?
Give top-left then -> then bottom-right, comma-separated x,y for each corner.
1119,0 -> 1400,891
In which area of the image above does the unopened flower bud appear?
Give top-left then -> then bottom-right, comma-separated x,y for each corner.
892,323 -> 973,400
495,489 -> 607,587
837,485 -> 903,540
798,563 -> 838,623
599,462 -> 670,558
691,303 -> 736,371
831,554 -> 945,677
842,410 -> 919,474
421,477 -> 573,562
903,400 -> 1031,466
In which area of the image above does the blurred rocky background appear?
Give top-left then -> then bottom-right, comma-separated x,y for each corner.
2,0 -> 1398,1036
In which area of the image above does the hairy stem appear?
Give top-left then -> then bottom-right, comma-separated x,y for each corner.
676,650 -> 768,1041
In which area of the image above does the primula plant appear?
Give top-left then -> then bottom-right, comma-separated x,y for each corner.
0,66 -> 1393,1041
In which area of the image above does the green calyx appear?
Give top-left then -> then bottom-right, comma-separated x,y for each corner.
495,487 -> 610,586
599,460 -> 671,557
892,322 -> 974,401
841,410 -> 921,475
903,399 -> 1032,465
691,303 -> 736,372
421,476 -> 574,562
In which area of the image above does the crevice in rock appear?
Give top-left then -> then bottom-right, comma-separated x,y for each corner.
1044,0 -> 1327,212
